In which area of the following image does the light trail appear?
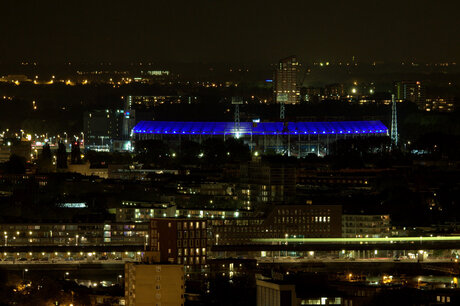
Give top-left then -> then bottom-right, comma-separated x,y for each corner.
253,236 -> 460,243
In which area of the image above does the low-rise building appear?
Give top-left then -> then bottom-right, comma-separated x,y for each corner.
125,262 -> 185,306
342,214 -> 390,238
211,204 -> 342,246
113,201 -> 176,222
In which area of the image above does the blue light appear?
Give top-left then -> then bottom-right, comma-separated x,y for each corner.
132,121 -> 388,137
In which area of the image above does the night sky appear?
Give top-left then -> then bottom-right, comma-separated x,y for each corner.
1,0 -> 459,64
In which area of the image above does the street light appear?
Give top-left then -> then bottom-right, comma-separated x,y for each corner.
144,234 -> 149,251
284,234 -> 289,257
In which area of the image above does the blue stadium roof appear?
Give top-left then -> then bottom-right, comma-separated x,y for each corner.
133,121 -> 388,136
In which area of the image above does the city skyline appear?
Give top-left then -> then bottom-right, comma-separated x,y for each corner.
0,1 -> 459,305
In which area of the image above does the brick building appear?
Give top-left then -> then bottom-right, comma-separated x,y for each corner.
150,218 -> 208,267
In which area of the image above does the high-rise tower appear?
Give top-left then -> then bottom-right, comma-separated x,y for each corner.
274,56 -> 300,106
390,94 -> 398,146
394,81 -> 425,109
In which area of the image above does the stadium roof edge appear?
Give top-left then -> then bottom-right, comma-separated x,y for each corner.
132,120 -> 388,136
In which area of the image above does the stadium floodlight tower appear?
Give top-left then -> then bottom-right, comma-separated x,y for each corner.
390,94 -> 398,147
277,92 -> 288,120
232,97 -> 243,138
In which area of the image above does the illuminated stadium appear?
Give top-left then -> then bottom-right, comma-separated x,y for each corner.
132,120 -> 388,156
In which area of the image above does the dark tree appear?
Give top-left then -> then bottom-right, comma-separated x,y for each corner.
83,150 -> 132,167
225,138 -> 251,162
134,139 -> 170,165
70,140 -> 82,164
202,138 -> 226,165
180,140 -> 201,164
37,143 -> 53,173
2,154 -> 26,174
56,142 -> 68,169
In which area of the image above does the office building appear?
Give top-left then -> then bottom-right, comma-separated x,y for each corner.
274,56 -> 300,104
342,214 -> 391,238
210,204 -> 342,248
303,87 -> 323,103
83,109 -> 123,151
240,160 -> 297,207
114,201 -> 176,222
424,97 -> 456,112
324,83 -> 346,99
394,81 -> 426,109
124,95 -> 183,110
125,262 -> 185,306
149,218 -> 208,267
0,221 -> 149,248
122,96 -> 164,139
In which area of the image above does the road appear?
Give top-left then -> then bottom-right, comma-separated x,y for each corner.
256,257 -> 458,264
